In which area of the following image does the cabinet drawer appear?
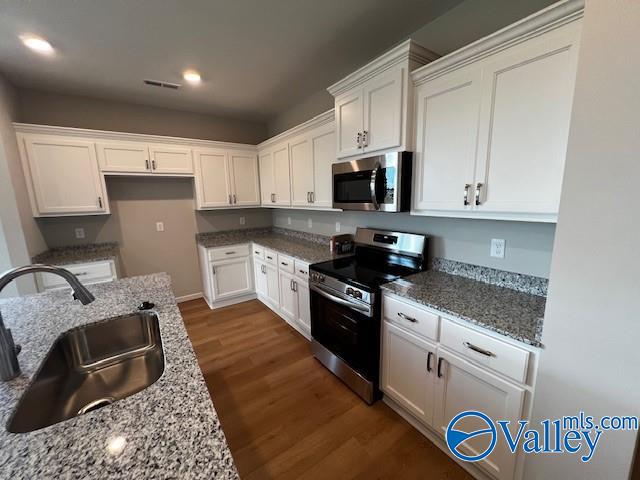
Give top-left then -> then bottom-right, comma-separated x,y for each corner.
264,249 -> 277,265
252,245 -> 264,259
41,260 -> 115,290
383,295 -> 439,342
440,319 -> 530,384
208,244 -> 250,261
278,253 -> 295,273
294,260 -> 310,280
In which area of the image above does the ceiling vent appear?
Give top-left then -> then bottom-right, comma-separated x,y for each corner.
143,79 -> 181,90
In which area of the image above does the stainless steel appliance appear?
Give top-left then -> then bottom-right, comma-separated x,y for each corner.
309,228 -> 427,404
332,152 -> 412,212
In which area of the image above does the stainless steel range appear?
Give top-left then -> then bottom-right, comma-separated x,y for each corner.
309,228 -> 427,404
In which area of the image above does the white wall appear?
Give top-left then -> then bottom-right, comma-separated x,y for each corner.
525,1 -> 640,478
272,209 -> 555,278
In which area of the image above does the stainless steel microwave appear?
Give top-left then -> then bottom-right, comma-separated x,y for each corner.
332,152 -> 412,212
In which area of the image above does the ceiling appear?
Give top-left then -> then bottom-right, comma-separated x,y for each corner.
0,0 -> 463,123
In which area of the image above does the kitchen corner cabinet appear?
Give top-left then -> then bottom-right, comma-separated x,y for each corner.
199,244 -> 255,308
18,134 -> 110,216
328,40 -> 439,160
194,148 -> 260,209
258,142 -> 291,206
412,14 -> 582,222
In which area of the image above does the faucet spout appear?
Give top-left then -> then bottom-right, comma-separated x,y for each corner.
0,264 -> 96,381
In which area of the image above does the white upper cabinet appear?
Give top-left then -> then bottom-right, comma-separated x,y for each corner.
259,150 -> 274,205
96,141 -> 151,174
195,148 -> 260,209
148,144 -> 194,175
411,6 -> 582,222
289,134 -> 314,207
19,134 -> 109,216
328,40 -> 439,160
309,122 -> 335,208
272,142 -> 291,206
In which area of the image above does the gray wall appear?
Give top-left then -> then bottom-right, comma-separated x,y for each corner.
16,88 -> 269,145
273,210 -> 554,278
37,177 -> 272,298
525,1 -> 640,478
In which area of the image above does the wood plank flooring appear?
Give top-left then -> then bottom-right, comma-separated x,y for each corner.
180,298 -> 472,480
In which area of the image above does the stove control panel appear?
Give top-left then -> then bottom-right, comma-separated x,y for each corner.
345,287 -> 363,300
310,272 -> 326,283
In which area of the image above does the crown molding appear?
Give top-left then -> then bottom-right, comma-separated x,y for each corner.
412,0 -> 584,87
258,109 -> 334,149
327,39 -> 440,97
12,123 -> 258,151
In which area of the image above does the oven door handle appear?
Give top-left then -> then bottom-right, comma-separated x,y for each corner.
310,284 -> 371,316
369,162 -> 381,211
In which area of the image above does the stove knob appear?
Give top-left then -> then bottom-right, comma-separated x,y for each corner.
319,275 -> 325,283
346,287 -> 354,296
353,290 -> 363,299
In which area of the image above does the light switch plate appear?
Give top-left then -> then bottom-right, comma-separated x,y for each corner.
490,238 -> 506,258
335,222 -> 341,233
307,218 -> 313,229
287,217 -> 291,225
156,222 -> 165,232
239,216 -> 246,225
74,227 -> 85,239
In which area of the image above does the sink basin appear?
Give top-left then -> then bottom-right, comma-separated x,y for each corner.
7,311 -> 164,433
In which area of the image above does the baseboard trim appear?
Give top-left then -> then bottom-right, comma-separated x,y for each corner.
206,293 -> 258,310
175,292 -> 203,303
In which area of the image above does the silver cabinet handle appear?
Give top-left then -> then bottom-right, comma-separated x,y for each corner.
233,194 -> 237,204
98,197 -> 103,208
310,192 -> 315,203
292,280 -> 297,292
229,194 -> 232,204
290,279 -> 294,291
225,251 -> 236,255
463,184 -> 471,206
281,261 -> 288,266
271,193 -> 276,203
357,132 -> 362,149
266,255 -> 273,260
261,265 -> 266,274
212,266 -> 216,275
427,351 -> 433,373
362,130 -> 368,147
437,357 -> 445,378
152,159 -> 157,170
369,162 -> 380,210
397,312 -> 417,323
463,341 -> 495,357
145,159 -> 150,170
475,183 -> 484,206
299,269 -> 307,275
74,272 -> 89,277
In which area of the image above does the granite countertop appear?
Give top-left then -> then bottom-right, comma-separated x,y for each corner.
32,242 -> 120,266
196,227 -> 339,264
382,270 -> 546,347
0,273 -> 238,479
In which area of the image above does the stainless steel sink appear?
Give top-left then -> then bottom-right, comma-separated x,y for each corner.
7,311 -> 164,433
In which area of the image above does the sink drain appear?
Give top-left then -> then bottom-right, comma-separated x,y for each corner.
78,397 -> 115,415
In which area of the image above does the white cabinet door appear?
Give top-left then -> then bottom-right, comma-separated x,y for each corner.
289,135 -> 314,207
259,150 -> 274,205
433,348 -> 525,480
382,321 -> 437,425
335,90 -> 363,159
272,142 -> 291,205
211,257 -> 254,301
362,67 -> 403,153
413,67 -> 482,212
265,263 -> 280,307
149,144 -> 194,175
278,269 -> 297,324
474,22 -> 581,215
229,150 -> 260,206
96,141 -> 151,174
310,122 -> 335,208
254,260 -> 268,298
295,279 -> 311,334
194,149 -> 232,208
23,135 -> 109,215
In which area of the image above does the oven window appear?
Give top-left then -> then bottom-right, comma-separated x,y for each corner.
333,171 -> 373,203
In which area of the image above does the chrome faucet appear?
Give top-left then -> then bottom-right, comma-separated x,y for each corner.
0,264 -> 96,381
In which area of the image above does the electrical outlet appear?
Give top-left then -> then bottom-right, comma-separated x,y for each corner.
239,216 -> 246,225
74,227 -> 85,239
307,218 -> 313,229
156,222 -> 165,232
335,221 -> 341,233
287,216 -> 291,225
490,238 -> 506,258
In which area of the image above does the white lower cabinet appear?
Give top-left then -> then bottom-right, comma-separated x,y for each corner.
211,257 -> 254,301
278,269 -> 297,324
295,280 -> 311,335
265,262 -> 279,308
254,259 -> 268,298
36,259 -> 117,292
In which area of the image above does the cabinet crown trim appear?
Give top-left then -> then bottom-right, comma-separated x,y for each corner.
411,0 -> 584,86
327,39 -> 440,97
13,123 -> 258,151
258,109 -> 334,149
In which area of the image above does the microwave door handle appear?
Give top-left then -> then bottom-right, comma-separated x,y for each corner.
310,284 -> 371,315
369,163 -> 381,210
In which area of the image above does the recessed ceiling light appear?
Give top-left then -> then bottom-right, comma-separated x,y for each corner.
20,35 -> 54,54
182,70 -> 201,84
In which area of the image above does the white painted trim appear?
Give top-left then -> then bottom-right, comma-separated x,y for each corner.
412,0 -> 584,86
327,39 -> 440,97
175,292 -> 203,303
208,293 -> 258,309
13,123 -> 257,151
258,110 -> 334,149
410,208 -> 557,223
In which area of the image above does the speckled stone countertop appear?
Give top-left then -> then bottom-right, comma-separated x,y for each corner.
32,242 -> 120,266
0,273 -> 238,479
382,270 -> 546,347
196,227 -> 339,264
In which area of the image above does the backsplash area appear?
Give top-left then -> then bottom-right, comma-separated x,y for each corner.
272,209 -> 556,279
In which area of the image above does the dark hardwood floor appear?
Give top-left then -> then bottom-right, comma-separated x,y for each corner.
179,298 -> 472,480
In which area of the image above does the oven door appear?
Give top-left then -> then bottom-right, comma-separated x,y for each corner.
310,283 -> 377,380
332,154 -> 402,211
